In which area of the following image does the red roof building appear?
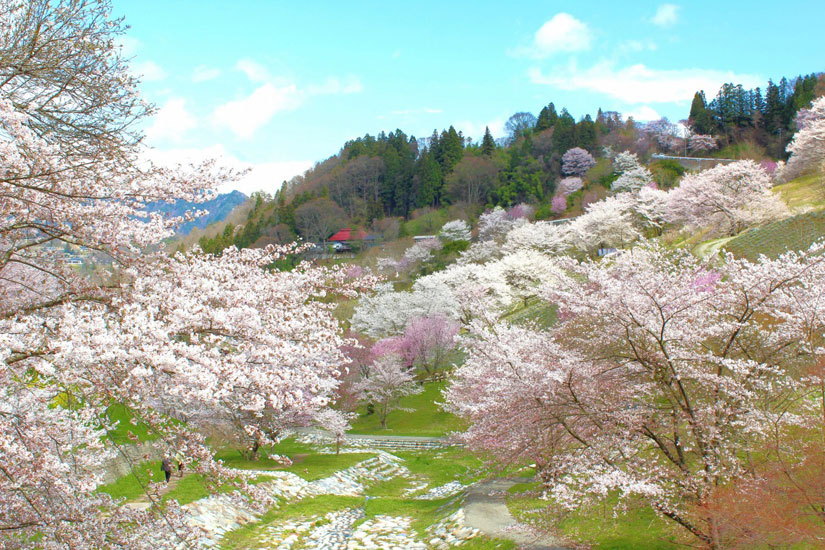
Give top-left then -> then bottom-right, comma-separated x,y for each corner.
328,228 -> 368,242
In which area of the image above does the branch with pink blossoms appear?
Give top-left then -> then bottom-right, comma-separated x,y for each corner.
447,242 -> 825,549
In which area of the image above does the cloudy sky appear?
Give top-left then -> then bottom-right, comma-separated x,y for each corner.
114,0 -> 825,195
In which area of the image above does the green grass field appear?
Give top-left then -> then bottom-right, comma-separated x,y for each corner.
507,489 -> 682,550
501,297 -> 557,329
349,380 -> 466,436
402,208 -> 448,237
773,172 -> 825,212
216,439 -> 375,481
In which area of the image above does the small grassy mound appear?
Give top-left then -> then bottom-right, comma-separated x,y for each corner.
723,209 -> 825,261
349,380 -> 465,436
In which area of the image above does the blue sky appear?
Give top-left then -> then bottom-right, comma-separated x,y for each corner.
114,1 -> 825,195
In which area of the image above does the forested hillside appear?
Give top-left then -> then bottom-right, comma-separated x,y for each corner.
196,73 -> 823,255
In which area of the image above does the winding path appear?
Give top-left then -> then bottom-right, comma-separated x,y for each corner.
463,478 -> 569,550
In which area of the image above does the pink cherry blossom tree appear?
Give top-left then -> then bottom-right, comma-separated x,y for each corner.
785,96 -> 825,179
688,134 -> 718,153
557,176 -> 583,197
374,315 -> 459,375
354,354 -> 421,429
0,2 -> 371,546
551,195 -> 567,215
447,243 -> 825,549
666,160 -> 788,235
561,147 -> 596,176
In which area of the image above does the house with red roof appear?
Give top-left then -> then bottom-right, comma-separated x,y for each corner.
326,228 -> 378,252
328,228 -> 367,242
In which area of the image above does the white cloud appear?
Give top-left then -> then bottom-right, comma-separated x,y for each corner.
212,83 -> 302,139
516,13 -> 592,58
145,98 -> 196,142
233,161 -> 313,195
132,60 -> 167,82
212,61 -> 363,138
454,118 -> 507,142
651,4 -> 679,27
529,62 -> 761,104
307,75 -> 364,95
624,106 -> 661,121
235,58 -> 271,82
192,65 -> 221,82
143,144 -> 311,195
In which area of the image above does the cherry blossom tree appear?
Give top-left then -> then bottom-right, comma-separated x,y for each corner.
568,195 -> 640,254
561,147 -> 596,176
785,96 -> 825,179
613,151 -> 642,174
123,246 -> 366,460
351,282 -> 457,338
557,176 -> 583,196
438,219 -> 471,242
0,2 -> 369,546
507,203 -> 535,221
504,221 -> 570,256
666,160 -> 788,235
611,166 -> 653,192
402,237 -> 442,265
354,354 -> 421,429
402,315 -> 459,374
478,206 -> 526,242
374,315 -> 459,375
447,243 -> 825,549
314,409 -> 353,455
633,185 -> 670,232
551,195 -> 567,215
688,134 -> 717,153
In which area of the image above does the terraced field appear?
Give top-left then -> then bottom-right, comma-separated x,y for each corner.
722,209 -> 825,261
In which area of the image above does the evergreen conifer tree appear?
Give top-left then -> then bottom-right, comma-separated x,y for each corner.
481,126 -> 496,156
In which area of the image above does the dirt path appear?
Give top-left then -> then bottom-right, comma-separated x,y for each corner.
463,478 -> 569,550
124,471 -> 185,511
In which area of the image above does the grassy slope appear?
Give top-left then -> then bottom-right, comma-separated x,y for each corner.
349,380 -> 466,436
723,209 -> 825,261
773,172 -> 825,212
689,173 -> 824,259
507,489 -> 682,550
501,297 -> 558,329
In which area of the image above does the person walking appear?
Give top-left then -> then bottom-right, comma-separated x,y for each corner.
161,457 -> 173,483
175,451 -> 184,477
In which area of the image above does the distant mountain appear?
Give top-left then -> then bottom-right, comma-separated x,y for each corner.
145,190 -> 248,235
